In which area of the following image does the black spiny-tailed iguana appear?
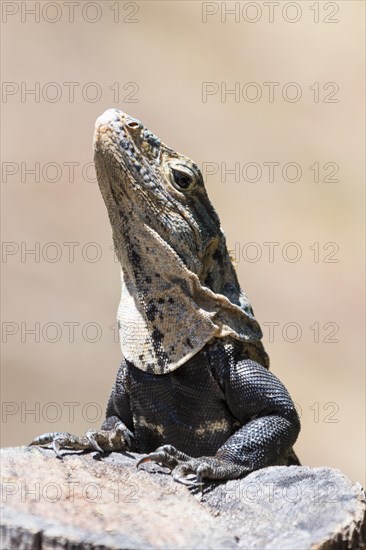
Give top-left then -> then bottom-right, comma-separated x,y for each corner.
31,109 -> 300,485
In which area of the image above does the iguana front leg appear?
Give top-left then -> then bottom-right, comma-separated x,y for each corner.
29,362 -> 134,457
29,418 -> 133,458
137,360 -> 300,485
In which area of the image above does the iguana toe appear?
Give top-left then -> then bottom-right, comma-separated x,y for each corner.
85,432 -> 105,453
136,446 -> 180,471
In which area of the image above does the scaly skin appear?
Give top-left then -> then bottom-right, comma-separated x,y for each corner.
30,110 -> 300,485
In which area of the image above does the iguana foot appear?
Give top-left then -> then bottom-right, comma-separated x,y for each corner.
136,444 -> 247,485
29,422 -> 132,458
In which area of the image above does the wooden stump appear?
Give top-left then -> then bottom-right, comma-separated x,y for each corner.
1,447 -> 365,549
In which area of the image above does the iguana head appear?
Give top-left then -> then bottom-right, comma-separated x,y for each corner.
94,109 -> 266,374
94,109 -> 222,277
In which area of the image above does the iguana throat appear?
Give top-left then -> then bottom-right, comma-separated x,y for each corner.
93,109 -> 268,374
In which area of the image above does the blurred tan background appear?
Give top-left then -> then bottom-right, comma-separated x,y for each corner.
1,1 -> 365,486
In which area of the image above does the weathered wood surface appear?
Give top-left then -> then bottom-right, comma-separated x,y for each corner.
1,447 -> 365,549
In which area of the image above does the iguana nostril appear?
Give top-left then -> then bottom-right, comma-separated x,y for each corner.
126,120 -> 140,129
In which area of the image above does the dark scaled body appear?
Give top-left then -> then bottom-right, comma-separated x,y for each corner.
102,339 -> 300,482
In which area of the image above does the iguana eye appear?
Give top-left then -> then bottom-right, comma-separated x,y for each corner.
172,169 -> 193,190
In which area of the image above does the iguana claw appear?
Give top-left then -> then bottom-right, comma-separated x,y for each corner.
52,439 -> 63,459
173,472 -> 203,487
136,451 -> 176,471
85,433 -> 105,453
